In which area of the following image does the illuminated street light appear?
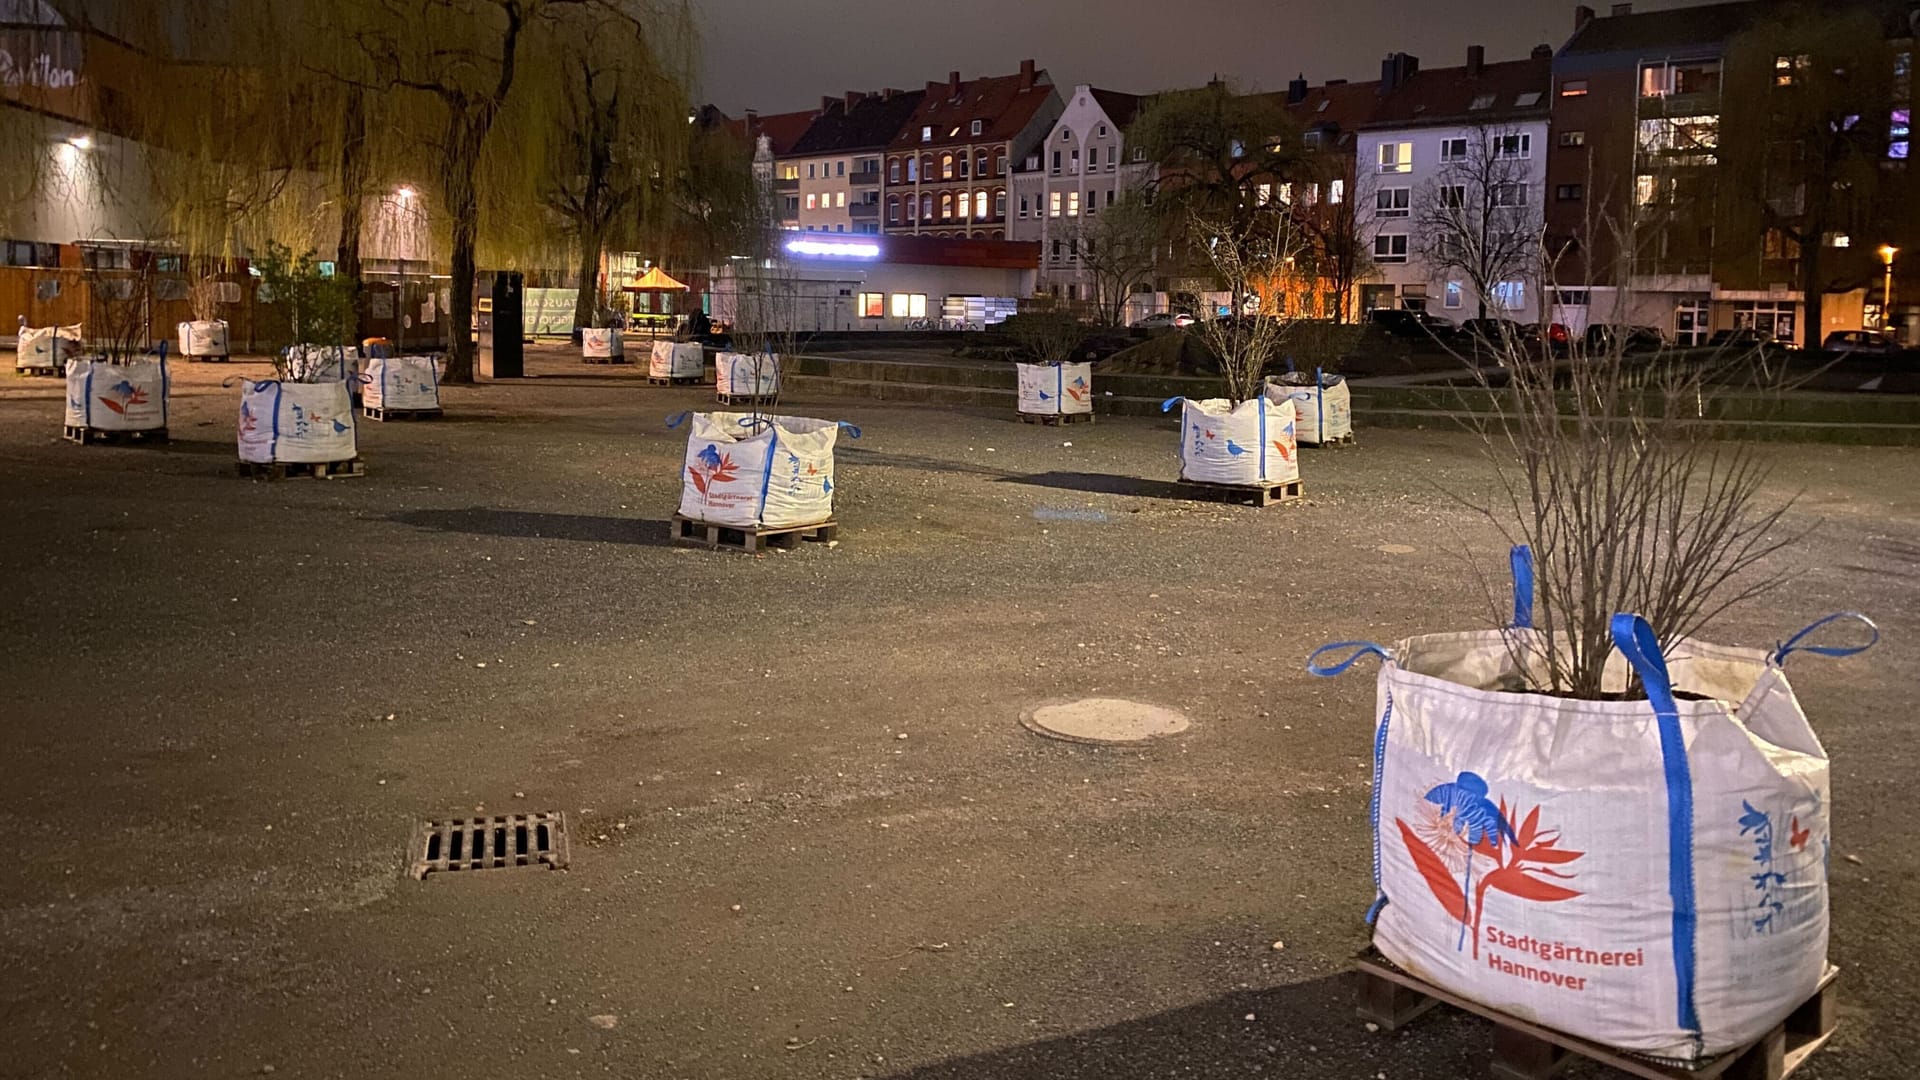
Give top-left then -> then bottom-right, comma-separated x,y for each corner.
66,135 -> 91,150
397,185 -> 416,201
1880,244 -> 1898,335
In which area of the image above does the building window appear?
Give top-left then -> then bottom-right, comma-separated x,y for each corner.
890,293 -> 927,318
941,154 -> 954,180
807,163 -> 816,178
1330,179 -> 1345,204
837,161 -> 846,177
1019,195 -> 1029,217
975,150 -> 988,177
1555,183 -> 1584,201
975,190 -> 987,219
971,119 -> 983,136
1470,93 -> 1496,110
887,196 -> 900,222
1256,183 -> 1271,206
1050,239 -> 1062,261
805,193 -> 817,209
1067,191 -> 1079,216
1070,148 -> 1079,171
835,192 -> 846,208
1132,147 -> 1145,162
1106,189 -> 1116,206
1559,79 -> 1588,97
1373,234 -> 1409,263
921,125 -> 932,142
906,158 -> 918,182
1443,281 -> 1463,309
1060,129 -> 1071,141
1440,184 -> 1466,208
1051,150 -> 1061,174
1559,130 -> 1586,148
1050,191 -> 1062,217
921,193 -> 933,219
1640,59 -> 1721,99
1378,141 -> 1412,173
940,194 -> 953,219
1492,133 -> 1531,159
1089,147 -> 1100,168
889,159 -> 901,182
1493,281 -> 1525,310
1277,182 -> 1292,205
1774,54 -> 1810,87
1493,183 -> 1527,207
959,154 -> 970,178
1375,187 -> 1410,217
956,192 -> 969,219
1440,137 -> 1467,162
994,190 -> 1006,218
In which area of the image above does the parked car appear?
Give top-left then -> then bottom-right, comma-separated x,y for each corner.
1585,323 -> 1665,352
1820,329 -> 1902,356
1368,307 -> 1459,342
1461,318 -> 1540,350
1705,328 -> 1768,350
1131,311 -> 1195,329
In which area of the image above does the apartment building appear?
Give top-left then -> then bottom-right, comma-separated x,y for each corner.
781,89 -> 924,235
729,108 -> 822,230
882,60 -> 1064,239
1353,48 -> 1554,322
1008,84 -> 1152,302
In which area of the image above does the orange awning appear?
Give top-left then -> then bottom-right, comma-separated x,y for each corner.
622,266 -> 688,292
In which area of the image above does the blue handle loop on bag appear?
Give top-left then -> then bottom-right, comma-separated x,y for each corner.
1609,613 -> 1702,1039
1510,545 -> 1535,629
836,421 -> 862,439
737,416 -> 774,430
1160,396 -> 1183,413
665,411 -> 691,430
1305,641 -> 1392,677
1772,612 -> 1879,665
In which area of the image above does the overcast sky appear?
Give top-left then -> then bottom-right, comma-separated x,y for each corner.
691,0 -> 1702,114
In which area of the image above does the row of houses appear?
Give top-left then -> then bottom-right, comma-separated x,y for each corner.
710,0 -> 1918,345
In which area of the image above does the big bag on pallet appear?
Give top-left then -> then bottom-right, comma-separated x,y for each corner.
1307,549 -> 1876,1064
238,379 -> 358,464
673,410 -> 857,529
65,358 -> 169,431
583,328 -> 623,359
1270,369 -> 1351,444
177,320 -> 230,358
284,344 -> 352,383
716,352 -> 780,398
362,355 -> 441,411
18,323 -> 82,369
650,340 -> 703,379
1161,386 -> 1298,485
1016,362 -> 1093,416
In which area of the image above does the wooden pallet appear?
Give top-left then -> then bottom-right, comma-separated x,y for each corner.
362,405 -> 443,422
1174,477 -> 1304,507
1354,951 -> 1838,1080
581,355 -> 630,365
63,425 -> 169,445
671,514 -> 837,554
15,365 -> 60,377
648,375 -> 704,386
182,354 -> 232,362
1301,433 -> 1356,448
235,458 -> 367,481
715,392 -> 778,406
1018,411 -> 1095,426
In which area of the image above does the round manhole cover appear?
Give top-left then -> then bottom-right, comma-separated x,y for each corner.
1021,698 -> 1191,744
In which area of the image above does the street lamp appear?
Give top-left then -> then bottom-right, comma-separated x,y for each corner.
1880,244 -> 1898,335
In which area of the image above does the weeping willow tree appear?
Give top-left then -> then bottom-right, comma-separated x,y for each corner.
504,0 -> 696,330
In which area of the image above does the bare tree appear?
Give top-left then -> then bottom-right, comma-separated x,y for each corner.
1414,124 -> 1544,321
1059,188 -> 1159,327
1188,205 -> 1311,402
1006,309 -> 1087,366
1453,219 -> 1802,697
1292,167 -> 1378,323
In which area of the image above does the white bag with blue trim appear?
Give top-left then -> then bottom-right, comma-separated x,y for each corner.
362,355 -> 441,411
65,358 -> 168,432
1162,386 -> 1298,486
1308,548 -> 1875,1063
716,352 -> 781,398
1269,369 -> 1351,444
1016,362 -> 1093,416
674,411 -> 856,529
237,379 -> 357,464
650,340 -> 704,379
18,323 -> 82,370
177,319 -> 230,358
583,328 -> 623,360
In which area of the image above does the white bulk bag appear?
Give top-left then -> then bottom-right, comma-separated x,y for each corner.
177,319 -> 230,358
650,340 -> 703,379
1270,370 -> 1352,444
1016,362 -> 1093,416
18,323 -> 82,369
237,379 -> 358,464
284,344 -> 351,383
1162,385 -> 1298,486
675,410 -> 856,529
362,355 -> 442,411
583,328 -> 623,359
1307,551 -> 1876,1064
716,352 -> 780,398
65,358 -> 168,431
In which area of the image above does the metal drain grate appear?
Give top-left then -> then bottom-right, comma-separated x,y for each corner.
410,812 -> 569,880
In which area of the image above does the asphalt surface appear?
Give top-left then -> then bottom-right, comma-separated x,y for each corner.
2,348 -> 1915,1079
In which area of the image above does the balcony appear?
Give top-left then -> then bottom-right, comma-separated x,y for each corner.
849,168 -> 882,187
773,177 -> 799,193
849,201 -> 880,220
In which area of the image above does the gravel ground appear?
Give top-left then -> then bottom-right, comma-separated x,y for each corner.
1,347 -> 1915,1079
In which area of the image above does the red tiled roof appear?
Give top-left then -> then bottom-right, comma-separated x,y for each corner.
1088,87 -> 1147,130
1280,79 -> 1383,136
722,108 -> 820,156
1363,56 -> 1552,129
889,67 -> 1059,151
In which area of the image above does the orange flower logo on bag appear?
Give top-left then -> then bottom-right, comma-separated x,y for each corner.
687,444 -> 738,497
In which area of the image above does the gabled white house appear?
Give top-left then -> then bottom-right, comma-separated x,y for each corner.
1353,48 -> 1554,325
1008,84 -> 1153,308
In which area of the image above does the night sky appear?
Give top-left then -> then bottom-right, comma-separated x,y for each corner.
692,0 -> 1709,114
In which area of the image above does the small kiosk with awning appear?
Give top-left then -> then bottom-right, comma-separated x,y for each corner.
621,266 -> 690,333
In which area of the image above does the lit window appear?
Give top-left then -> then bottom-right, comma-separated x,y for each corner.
1892,108 -> 1911,160
921,126 -> 932,142
1050,192 -> 1062,217
907,158 -> 918,182
1378,141 -> 1412,173
1256,183 -> 1272,206
920,193 -> 932,218
1559,80 -> 1588,97
1277,182 -> 1292,205
971,119 -> 983,136
889,293 -> 927,318
941,154 -> 954,179
941,194 -> 952,219
835,192 -> 846,208
975,191 -> 987,218
1493,282 -> 1525,310
1774,54 -> 1809,87
1067,191 -> 1079,216
1330,179 -> 1345,204
1372,235 -> 1409,263
1635,175 -> 1658,206
1444,281 -> 1463,309
1824,233 -> 1851,248
858,292 -> 884,317
805,194 -> 817,209
1071,148 -> 1080,172
1559,130 -> 1586,148
782,165 -> 798,179
1375,187 -> 1410,217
